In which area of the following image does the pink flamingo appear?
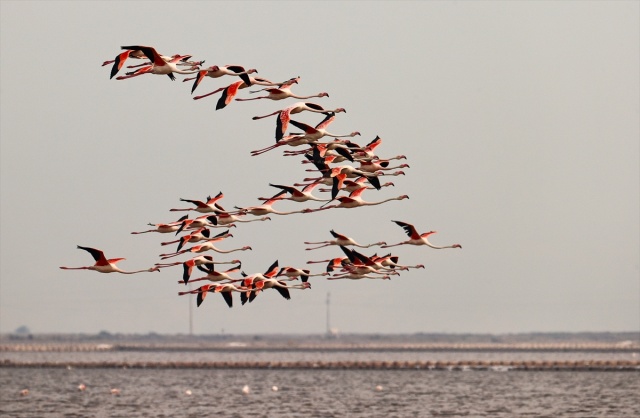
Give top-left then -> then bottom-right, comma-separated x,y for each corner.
252,102 -> 346,140
156,255 -> 240,283
258,182 -> 329,203
304,187 -> 408,213
170,192 -> 225,214
131,215 -> 188,234
59,246 -> 159,274
181,263 -> 243,285
184,65 -> 258,93
115,46 -> 200,81
276,266 -> 329,282
305,230 -> 386,250
306,256 -> 349,273
382,221 -> 462,249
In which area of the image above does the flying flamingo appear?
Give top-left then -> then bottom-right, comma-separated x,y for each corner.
252,102 -> 346,140
305,230 -> 386,250
358,158 -> 409,173
234,191 -> 307,216
236,82 -> 328,102
174,215 -> 220,235
159,234 -> 251,259
373,254 -> 425,270
155,255 -> 241,283
170,192 -> 225,213
302,155 -> 382,192
115,46 -> 200,81
131,215 -> 188,234
214,211 -> 271,226
305,187 -> 408,213
250,113 -> 359,157
59,246 -> 159,274
181,263 -> 243,285
258,182 -> 329,203
327,272 -> 391,280
184,65 -> 258,94
319,177 -> 395,194
161,228 -> 228,252
248,278 -> 311,302
306,256 -> 348,273
193,76 -> 300,108
178,283 -> 250,308
337,246 -> 402,275
276,266 -> 329,282
381,221 -> 462,249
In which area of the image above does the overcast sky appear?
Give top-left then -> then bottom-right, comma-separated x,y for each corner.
1,1 -> 638,335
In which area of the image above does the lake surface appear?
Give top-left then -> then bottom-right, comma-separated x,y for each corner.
2,361 -> 639,417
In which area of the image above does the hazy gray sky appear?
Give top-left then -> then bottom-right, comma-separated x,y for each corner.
1,1 -> 638,335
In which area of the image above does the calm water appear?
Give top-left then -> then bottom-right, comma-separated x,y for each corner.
2,367 -> 639,417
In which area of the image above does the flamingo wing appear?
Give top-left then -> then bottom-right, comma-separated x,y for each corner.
264,260 -> 279,278
392,221 -> 420,240
216,81 -> 242,110
76,245 -> 108,265
273,282 -> 291,300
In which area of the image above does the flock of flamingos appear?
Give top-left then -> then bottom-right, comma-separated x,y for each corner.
59,45 -> 461,310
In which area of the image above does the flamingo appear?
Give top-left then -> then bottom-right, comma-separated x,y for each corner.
306,256 -> 349,273
248,277 -> 311,302
358,159 -> 409,173
169,192 -> 225,213
234,191 -> 307,216
184,65 -> 258,93
373,254 -> 425,270
193,76 -> 300,108
381,221 -> 462,249
155,255 -> 241,283
250,112 -> 359,157
178,283 -> 250,308
337,246 -> 403,275
236,82 -> 327,102
59,246 -> 159,274
103,48 -> 147,79
276,266 -> 329,282
182,263 -> 242,285
319,177 -> 395,194
174,215 -> 219,235
115,46 -> 200,81
159,234 -> 251,259
214,211 -> 271,226
302,155 -> 382,192
131,215 -> 188,234
305,230 -> 386,250
160,227 -> 212,251
252,102 -> 346,140
304,187 -> 408,213
328,272 -> 391,280
258,182 -> 329,203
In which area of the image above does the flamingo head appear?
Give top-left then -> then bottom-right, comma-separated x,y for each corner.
243,246 -> 253,251
399,195 -> 409,200
382,182 -> 395,187
400,163 -> 410,168
392,170 -> 406,176
350,131 -> 361,137
452,244 -> 462,249
318,92 -> 329,98
416,264 -> 426,269
248,68 -> 258,74
148,266 -> 161,272
335,108 -> 346,113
